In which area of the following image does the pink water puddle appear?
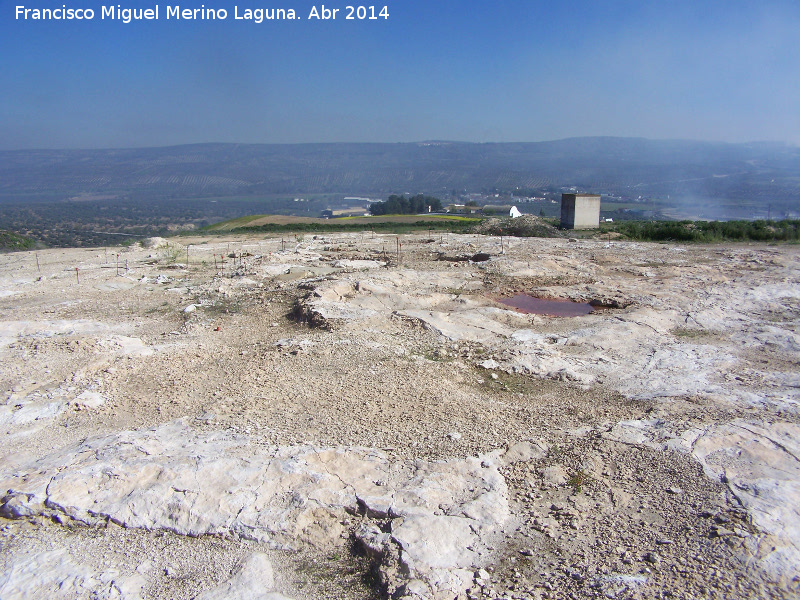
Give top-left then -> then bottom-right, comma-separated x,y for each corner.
497,294 -> 595,317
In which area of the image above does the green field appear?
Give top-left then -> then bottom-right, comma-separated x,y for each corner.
202,214 -> 800,243
200,214 -> 481,235
0,230 -> 37,251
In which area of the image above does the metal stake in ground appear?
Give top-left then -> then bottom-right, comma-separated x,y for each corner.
36,253 -> 40,273
75,267 -> 80,284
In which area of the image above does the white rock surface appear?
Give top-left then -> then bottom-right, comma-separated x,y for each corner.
0,419 -> 509,598
0,548 -> 147,600
331,259 -> 384,270
604,417 -> 800,581
142,237 -> 169,249
2,234 -> 798,596
194,552 -> 291,600
690,420 -> 800,581
72,390 -> 105,409
295,246 -> 800,585
0,319 -> 118,351
398,308 -> 517,343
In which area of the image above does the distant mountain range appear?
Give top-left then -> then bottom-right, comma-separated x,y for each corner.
2,137 -> 799,220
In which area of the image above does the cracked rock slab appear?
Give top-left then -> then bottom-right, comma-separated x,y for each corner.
0,419 -> 508,598
0,548 -> 148,600
604,417 -> 800,583
690,420 -> 800,582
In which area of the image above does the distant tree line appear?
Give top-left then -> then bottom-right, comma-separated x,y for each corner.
369,194 -> 443,216
0,196 -> 315,248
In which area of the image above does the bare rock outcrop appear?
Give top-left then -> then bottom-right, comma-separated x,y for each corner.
0,419 -> 509,599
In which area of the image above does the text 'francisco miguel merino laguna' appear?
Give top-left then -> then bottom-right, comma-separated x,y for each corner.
15,5 -> 390,22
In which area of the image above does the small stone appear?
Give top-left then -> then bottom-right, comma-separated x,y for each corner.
644,552 -> 661,564
480,358 -> 500,369
501,440 -> 548,464
542,466 -> 568,487
666,486 -> 682,495
711,526 -> 735,537
714,514 -> 731,524
403,579 -> 430,596
136,560 -> 153,574
73,391 -> 105,410
447,432 -> 462,441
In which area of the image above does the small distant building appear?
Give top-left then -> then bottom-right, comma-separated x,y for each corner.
445,204 -> 480,214
322,207 -> 369,218
560,193 -> 601,229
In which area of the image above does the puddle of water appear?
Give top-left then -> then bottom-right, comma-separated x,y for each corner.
497,294 -> 595,317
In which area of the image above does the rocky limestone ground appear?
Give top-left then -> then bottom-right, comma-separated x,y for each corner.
0,232 -> 798,600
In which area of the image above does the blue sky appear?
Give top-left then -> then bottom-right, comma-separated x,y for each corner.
1,0 -> 799,148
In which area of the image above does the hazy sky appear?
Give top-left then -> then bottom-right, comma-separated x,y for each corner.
2,0 -> 799,148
